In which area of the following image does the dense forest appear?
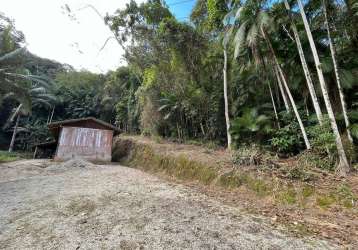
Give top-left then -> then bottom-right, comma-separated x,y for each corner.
1,0 -> 357,175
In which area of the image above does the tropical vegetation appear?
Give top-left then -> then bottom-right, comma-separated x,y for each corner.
1,0 -> 357,176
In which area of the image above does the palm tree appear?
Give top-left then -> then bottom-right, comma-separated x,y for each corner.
283,0 -> 323,125
231,2 -> 311,149
6,84 -> 56,152
273,65 -> 290,112
222,27 -> 233,150
322,0 -> 353,143
297,0 -> 350,175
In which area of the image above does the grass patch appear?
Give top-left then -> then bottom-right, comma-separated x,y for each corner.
122,143 -> 218,185
302,185 -> 315,198
334,184 -> 356,208
246,177 -> 271,197
218,171 -> 250,189
0,150 -> 22,163
279,187 -> 297,205
119,140 -> 274,196
316,195 -> 335,209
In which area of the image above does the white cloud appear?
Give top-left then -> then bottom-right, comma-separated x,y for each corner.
1,0 -> 143,73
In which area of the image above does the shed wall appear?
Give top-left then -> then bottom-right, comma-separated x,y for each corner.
55,127 -> 113,162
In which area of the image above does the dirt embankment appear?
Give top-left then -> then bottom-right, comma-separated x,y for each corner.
0,159 -> 337,249
113,135 -> 358,247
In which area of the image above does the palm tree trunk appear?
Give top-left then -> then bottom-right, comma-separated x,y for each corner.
322,0 -> 353,143
268,82 -> 280,128
8,114 -> 20,153
274,66 -> 290,112
223,48 -> 232,150
49,106 -> 55,123
297,0 -> 350,175
261,26 -> 311,149
284,0 -> 323,125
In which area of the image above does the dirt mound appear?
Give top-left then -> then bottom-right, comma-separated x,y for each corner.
46,157 -> 95,172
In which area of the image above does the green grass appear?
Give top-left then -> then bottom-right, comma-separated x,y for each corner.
334,184 -> 356,208
279,187 -> 297,205
316,195 -> 336,209
116,138 -> 357,210
0,151 -> 21,163
302,185 -> 315,198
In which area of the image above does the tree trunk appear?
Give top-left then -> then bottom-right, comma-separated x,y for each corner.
223,48 -> 232,150
49,106 -> 55,124
284,0 -> 323,125
268,82 -> 280,128
297,0 -> 350,175
261,26 -> 311,149
8,114 -> 20,153
274,66 -> 290,112
322,0 -> 353,143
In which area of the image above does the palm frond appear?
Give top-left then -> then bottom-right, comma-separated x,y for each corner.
246,24 -> 258,47
223,26 -> 234,47
234,20 -> 248,58
0,47 -> 26,62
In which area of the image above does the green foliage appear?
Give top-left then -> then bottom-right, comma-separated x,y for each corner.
0,150 -> 20,162
308,118 -> 336,155
271,122 -> 303,155
207,0 -> 227,29
231,108 -> 272,143
2,0 -> 358,169
0,150 -> 29,163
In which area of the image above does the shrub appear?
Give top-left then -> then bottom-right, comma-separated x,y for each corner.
308,118 -> 336,155
271,122 -> 303,155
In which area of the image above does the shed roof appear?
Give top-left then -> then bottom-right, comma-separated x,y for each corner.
48,117 -> 120,138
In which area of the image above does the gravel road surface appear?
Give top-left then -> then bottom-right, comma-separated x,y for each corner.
0,159 -> 337,249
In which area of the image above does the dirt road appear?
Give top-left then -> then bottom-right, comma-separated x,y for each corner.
0,159 -> 336,249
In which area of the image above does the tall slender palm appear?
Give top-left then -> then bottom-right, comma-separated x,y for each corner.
297,0 -> 350,175
322,0 -> 353,143
222,27 -> 233,150
231,2 -> 311,149
223,46 -> 232,150
283,0 -> 323,125
273,65 -> 290,112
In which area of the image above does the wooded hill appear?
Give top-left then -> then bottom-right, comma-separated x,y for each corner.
1,0 -> 357,176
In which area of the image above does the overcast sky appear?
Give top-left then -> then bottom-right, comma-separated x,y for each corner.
1,0 -> 146,73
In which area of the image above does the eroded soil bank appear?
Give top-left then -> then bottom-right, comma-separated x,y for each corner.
0,159 -> 337,249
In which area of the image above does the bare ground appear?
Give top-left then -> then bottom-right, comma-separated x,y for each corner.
0,159 -> 339,249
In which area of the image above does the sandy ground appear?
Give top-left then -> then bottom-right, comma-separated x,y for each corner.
0,159 -> 338,250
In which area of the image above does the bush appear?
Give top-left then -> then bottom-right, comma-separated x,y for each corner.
308,118 -> 336,155
271,122 -> 303,155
